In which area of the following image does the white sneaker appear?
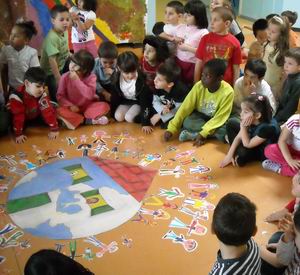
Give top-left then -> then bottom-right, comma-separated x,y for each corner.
262,159 -> 281,173
92,116 -> 109,125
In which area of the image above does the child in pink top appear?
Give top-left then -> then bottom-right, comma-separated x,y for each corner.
57,49 -> 110,129
175,0 -> 209,84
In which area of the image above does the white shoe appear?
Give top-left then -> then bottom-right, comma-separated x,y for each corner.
262,159 -> 281,173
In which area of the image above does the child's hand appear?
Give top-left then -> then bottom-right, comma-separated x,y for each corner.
48,131 -> 59,140
15,135 -> 27,144
220,154 -> 236,168
164,131 -> 173,141
193,134 -> 205,147
71,12 -> 79,21
174,36 -> 184,44
286,158 -> 300,171
102,90 -> 111,102
104,68 -> 114,77
69,71 -> 79,80
241,114 -> 253,127
265,208 -> 289,223
142,126 -> 153,134
244,79 -> 256,94
279,213 -> 295,243
177,43 -> 189,52
69,105 -> 80,113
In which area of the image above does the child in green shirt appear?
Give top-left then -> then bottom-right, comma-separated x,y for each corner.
164,58 -> 234,146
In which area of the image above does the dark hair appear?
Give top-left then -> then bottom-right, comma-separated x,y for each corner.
242,94 -> 273,123
281,10 -> 298,26
71,49 -> 95,77
184,0 -> 208,29
15,20 -> 37,40
98,41 -> 118,59
152,22 -> 165,35
245,59 -> 267,79
75,0 -> 98,12
203,58 -> 227,78
143,35 -> 170,63
294,207 -> 300,232
50,5 -> 69,18
117,51 -> 139,73
285,47 -> 300,65
166,1 -> 184,14
252,18 -> 268,37
24,67 -> 47,84
157,58 -> 181,83
212,6 -> 233,23
266,13 -> 279,21
24,249 -> 94,275
212,193 -> 257,246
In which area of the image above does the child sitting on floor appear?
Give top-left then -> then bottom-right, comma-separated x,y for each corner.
0,20 -> 39,94
209,193 -> 261,274
141,35 -> 169,91
93,41 -> 118,102
220,94 -> 280,168
56,49 -> 110,130
164,58 -> 234,147
151,59 -> 189,128
263,113 -> 300,177
112,51 -> 153,134
8,67 -> 59,144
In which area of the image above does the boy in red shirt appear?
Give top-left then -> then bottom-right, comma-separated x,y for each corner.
194,6 -> 241,86
9,67 -> 59,143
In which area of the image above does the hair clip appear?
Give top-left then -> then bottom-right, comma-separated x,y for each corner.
272,16 -> 284,24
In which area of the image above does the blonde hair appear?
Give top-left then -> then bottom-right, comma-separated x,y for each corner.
265,16 -> 290,66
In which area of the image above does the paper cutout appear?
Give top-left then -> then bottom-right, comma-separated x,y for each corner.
108,146 -> 119,159
92,143 -> 109,157
35,153 -> 46,165
69,240 -> 77,259
158,187 -> 185,200
113,132 -> 130,144
0,155 -> 17,166
84,236 -> 118,258
169,217 -> 207,236
183,198 -> 216,211
66,137 -> 77,145
0,185 -> 8,192
175,150 -> 195,159
189,165 -> 211,174
187,175 -> 213,181
179,206 -> 209,221
8,166 -> 27,176
45,150 -> 58,160
131,213 -> 158,226
165,145 -> 178,153
188,183 -> 219,190
190,190 -> 209,199
19,160 -> 37,170
17,151 -> 27,159
56,149 -> 66,159
55,243 -> 65,253
19,240 -> 31,249
83,248 -> 94,261
159,166 -> 185,178
77,143 -> 92,157
80,134 -> 88,143
180,157 -> 198,166
0,223 -> 24,248
138,154 -> 161,167
143,196 -> 178,209
163,230 -> 198,253
122,236 -> 133,248
139,208 -> 170,220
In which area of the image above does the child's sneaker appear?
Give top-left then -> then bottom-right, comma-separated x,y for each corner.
179,130 -> 198,142
262,159 -> 281,173
92,116 -> 109,125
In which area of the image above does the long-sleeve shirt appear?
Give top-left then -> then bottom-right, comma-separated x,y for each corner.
167,80 -> 234,138
57,72 -> 97,112
9,85 -> 58,136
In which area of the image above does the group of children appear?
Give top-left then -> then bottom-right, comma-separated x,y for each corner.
0,0 -> 300,274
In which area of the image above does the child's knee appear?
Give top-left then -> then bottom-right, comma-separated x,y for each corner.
124,112 -> 135,123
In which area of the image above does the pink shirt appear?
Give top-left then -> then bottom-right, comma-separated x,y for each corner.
57,72 -> 97,111
176,25 -> 208,63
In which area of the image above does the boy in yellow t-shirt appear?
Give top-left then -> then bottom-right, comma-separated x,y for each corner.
164,58 -> 234,147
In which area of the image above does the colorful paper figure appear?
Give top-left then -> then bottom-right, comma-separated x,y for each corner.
45,150 -> 58,160
56,149 -> 66,159
8,166 -> 27,176
17,151 -> 27,159
77,144 -> 92,157
175,150 -> 195,159
19,240 -> 31,249
159,166 -> 185,178
162,230 -> 198,253
121,236 -> 133,248
165,145 -> 178,153
0,185 -> 8,192
19,160 -> 37,170
169,217 -> 207,236
139,208 -> 170,220
80,134 -> 88,143
158,187 -> 185,201
180,157 -> 198,166
179,206 -> 209,221
36,153 -> 46,165
131,213 -> 158,226
143,196 -> 178,209
0,223 -> 24,248
69,240 -> 77,259
66,137 -> 77,145
92,143 -> 109,157
189,165 -> 211,174
187,175 -> 213,181
83,248 -> 94,261
84,236 -> 118,258
55,243 -> 65,253
190,190 -> 209,199
108,146 -> 119,159
113,132 -> 130,145
183,197 -> 216,211
188,183 -> 219,190
92,130 -> 110,144
0,155 -> 17,166
138,154 -> 161,167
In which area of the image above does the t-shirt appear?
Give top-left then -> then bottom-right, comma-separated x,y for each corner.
0,45 -> 39,89
70,7 -> 96,43
285,114 -> 300,151
209,238 -> 261,275
40,29 -> 69,76
163,23 -> 184,36
175,25 -> 208,63
195,32 -> 242,85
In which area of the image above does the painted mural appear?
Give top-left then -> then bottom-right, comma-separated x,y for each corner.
0,0 -> 146,50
